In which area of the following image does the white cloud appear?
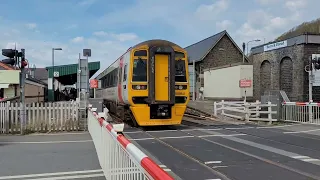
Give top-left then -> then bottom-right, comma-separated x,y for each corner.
78,0 -> 96,6
26,23 -> 37,30
93,31 -> 138,42
195,0 -> 229,20
256,0 -> 280,5
285,0 -> 306,11
71,36 -> 84,43
216,20 -> 233,30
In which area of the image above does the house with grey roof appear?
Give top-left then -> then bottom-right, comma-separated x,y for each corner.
185,30 -> 249,95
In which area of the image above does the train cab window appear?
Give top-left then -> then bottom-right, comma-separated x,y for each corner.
132,58 -> 147,82
175,60 -> 187,82
175,51 -> 185,58
134,50 -> 147,56
123,64 -> 127,82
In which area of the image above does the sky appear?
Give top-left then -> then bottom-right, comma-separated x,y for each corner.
0,0 -> 319,78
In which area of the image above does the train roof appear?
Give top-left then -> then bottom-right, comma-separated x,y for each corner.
132,39 -> 184,50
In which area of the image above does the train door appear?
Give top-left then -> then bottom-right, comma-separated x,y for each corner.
117,57 -> 125,104
155,54 -> 169,101
122,62 -> 128,103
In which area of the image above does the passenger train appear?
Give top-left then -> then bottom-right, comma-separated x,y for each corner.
95,39 -> 189,126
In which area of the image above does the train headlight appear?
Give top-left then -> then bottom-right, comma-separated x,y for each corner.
175,85 -> 187,90
179,85 -> 183,90
132,85 -> 147,90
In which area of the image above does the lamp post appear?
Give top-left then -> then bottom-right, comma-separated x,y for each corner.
246,39 -> 261,55
52,47 -> 62,101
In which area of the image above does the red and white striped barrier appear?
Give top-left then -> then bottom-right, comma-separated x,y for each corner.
282,102 -> 320,106
88,105 -> 174,180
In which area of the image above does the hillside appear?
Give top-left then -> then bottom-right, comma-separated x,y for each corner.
276,18 -> 320,41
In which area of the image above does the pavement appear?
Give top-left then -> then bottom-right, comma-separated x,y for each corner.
124,122 -> 320,180
0,132 -> 105,180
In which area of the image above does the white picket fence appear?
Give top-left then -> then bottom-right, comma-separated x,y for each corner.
214,100 -> 277,124
0,101 -> 79,134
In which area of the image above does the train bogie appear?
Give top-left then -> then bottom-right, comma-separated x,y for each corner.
96,39 -> 190,126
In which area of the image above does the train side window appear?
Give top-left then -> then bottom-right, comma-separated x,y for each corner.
132,58 -> 147,82
123,64 -> 127,82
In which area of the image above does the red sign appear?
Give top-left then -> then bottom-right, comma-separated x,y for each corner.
239,79 -> 252,88
90,79 -> 98,88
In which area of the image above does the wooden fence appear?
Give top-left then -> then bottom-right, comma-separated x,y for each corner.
0,101 -> 79,134
213,100 -> 277,124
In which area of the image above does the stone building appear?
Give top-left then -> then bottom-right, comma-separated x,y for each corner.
251,33 -> 320,102
185,30 -> 249,95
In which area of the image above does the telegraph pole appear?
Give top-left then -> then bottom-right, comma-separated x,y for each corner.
242,42 -> 245,63
20,49 -> 27,134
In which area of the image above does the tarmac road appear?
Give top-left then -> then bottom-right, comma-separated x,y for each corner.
0,132 -> 105,180
124,122 -> 320,180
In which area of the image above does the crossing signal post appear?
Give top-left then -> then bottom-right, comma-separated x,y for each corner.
1,48 -> 28,134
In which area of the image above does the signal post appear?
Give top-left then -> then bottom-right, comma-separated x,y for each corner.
1,48 -> 28,134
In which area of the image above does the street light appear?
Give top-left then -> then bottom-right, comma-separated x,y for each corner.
247,39 -> 261,55
52,47 -> 62,101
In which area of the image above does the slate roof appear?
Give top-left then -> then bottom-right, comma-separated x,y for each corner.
0,62 -> 17,70
33,68 -> 48,80
185,30 -> 248,64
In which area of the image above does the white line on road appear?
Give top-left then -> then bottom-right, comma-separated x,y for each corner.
0,140 -> 93,144
146,130 -> 178,133
25,173 -> 104,180
181,128 -> 222,132
159,135 -> 195,139
292,156 -> 310,159
28,132 -> 89,136
204,179 -> 221,180
205,161 -> 222,164
302,158 -> 320,162
225,127 -> 255,130
124,131 -> 144,134
0,169 -> 102,179
283,128 -> 320,134
256,124 -> 301,129
198,134 -> 246,138
129,138 -> 155,141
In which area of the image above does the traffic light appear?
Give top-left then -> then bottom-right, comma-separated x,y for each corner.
1,49 -> 18,66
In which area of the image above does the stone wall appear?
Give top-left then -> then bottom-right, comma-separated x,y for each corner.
252,43 -> 320,102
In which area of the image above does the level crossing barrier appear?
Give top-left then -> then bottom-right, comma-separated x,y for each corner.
282,102 -> 320,124
87,105 -> 174,180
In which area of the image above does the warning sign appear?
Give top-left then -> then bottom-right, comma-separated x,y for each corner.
90,79 -> 98,88
239,79 -> 252,88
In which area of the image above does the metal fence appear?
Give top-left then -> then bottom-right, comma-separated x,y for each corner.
88,106 -> 174,180
282,102 -> 320,125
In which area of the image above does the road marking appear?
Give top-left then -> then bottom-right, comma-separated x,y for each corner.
28,132 -> 89,136
205,161 -> 222,164
0,169 -> 102,179
212,166 -> 228,168
146,130 -> 178,133
0,140 -> 93,144
163,168 -> 172,172
159,165 -> 167,168
225,127 -> 254,130
292,156 -> 310,159
124,131 -> 144,134
302,159 -> 320,162
204,179 -> 222,180
25,173 -> 104,180
256,124 -> 301,129
159,135 -> 195,139
283,128 -> 320,134
129,138 -> 155,141
198,134 -> 246,138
